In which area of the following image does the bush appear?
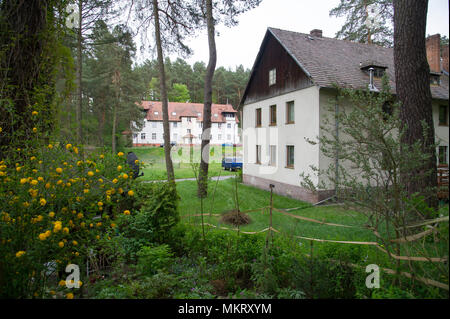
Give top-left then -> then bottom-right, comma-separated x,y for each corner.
0,144 -> 137,298
136,244 -> 174,276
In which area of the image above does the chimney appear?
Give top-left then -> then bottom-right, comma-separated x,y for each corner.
310,29 -> 322,38
442,44 -> 449,74
426,34 -> 441,73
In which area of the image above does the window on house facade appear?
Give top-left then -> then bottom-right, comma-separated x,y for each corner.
227,123 -> 231,129
133,133 -> 137,139
439,105 -> 448,126
198,134 -> 202,140
214,113 -> 218,118
187,117 -> 191,122
141,133 -> 146,140
286,145 -> 294,168
197,112 -> 201,117
187,129 -> 191,134
173,122 -> 177,128
256,145 -> 261,164
199,122 -> 203,128
152,122 -> 157,128
430,74 -> 441,85
172,112 -> 176,116
269,145 -> 276,166
218,123 -> 222,129
256,108 -> 262,127
270,105 -> 277,125
286,101 -> 295,124
269,68 -> 276,86
439,146 -> 448,164
152,133 -> 156,140
154,111 -> 158,115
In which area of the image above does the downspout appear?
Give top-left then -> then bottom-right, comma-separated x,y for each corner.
335,94 -> 340,198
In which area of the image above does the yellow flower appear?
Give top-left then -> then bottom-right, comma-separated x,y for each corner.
117,152 -> 124,157
45,230 -> 51,237
55,167 -> 62,174
38,233 -> 47,240
112,178 -> 118,184
83,189 -> 89,194
49,211 -> 55,218
122,173 -> 128,179
37,176 -> 44,182
16,166 -> 21,172
48,144 -> 53,149
32,127 -> 37,133
63,227 -> 69,234
110,223 -> 116,228
72,240 -> 78,246
45,182 -> 51,189
53,221 -> 62,232
20,178 -> 27,184
66,144 -> 72,150
73,146 -> 79,154
58,241 -> 64,248
128,190 -> 134,196
66,293 -> 74,299
123,210 -> 130,215
97,201 -> 103,207
99,154 -> 104,159
77,212 -> 83,219
59,280 -> 66,287
32,111 -> 38,116
50,290 -> 56,295
0,127 -> 2,133
30,156 -> 36,161
96,222 -> 102,227
16,251 -> 26,258
39,198 -> 47,206
30,179 -> 38,186
77,160 -> 83,166
117,165 -> 122,171
87,171 -> 94,177
36,215 -> 43,222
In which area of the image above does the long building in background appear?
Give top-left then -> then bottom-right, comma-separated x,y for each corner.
132,101 -> 240,146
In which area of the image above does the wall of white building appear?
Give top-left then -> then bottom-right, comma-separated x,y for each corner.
242,86 -> 321,188
132,116 -> 240,146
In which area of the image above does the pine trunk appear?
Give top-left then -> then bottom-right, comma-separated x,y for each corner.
198,0 -> 217,198
153,0 -> 175,185
76,0 -> 83,145
393,0 -> 438,209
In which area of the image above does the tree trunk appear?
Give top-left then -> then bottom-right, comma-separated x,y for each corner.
198,0 -> 217,198
393,0 -> 438,209
76,0 -> 83,145
152,0 -> 175,185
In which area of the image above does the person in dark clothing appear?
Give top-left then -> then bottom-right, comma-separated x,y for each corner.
126,151 -> 143,179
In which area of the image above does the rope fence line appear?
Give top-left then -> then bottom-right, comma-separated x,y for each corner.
187,200 -> 449,290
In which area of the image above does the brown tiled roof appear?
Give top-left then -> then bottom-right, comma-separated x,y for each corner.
139,101 -> 238,123
264,27 -> 448,100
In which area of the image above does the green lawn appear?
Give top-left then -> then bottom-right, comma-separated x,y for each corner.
177,178 -> 375,243
124,146 -> 240,181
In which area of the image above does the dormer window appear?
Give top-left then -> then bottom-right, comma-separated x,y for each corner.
154,111 -> 159,115
171,112 -> 176,116
430,72 -> 441,85
269,68 -> 276,86
360,61 -> 387,78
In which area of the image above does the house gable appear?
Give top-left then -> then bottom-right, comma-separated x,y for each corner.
241,31 -> 313,106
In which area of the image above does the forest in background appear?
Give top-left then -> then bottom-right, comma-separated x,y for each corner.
57,19 -> 250,149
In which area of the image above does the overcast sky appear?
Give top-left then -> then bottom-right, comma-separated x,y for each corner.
137,0 -> 449,70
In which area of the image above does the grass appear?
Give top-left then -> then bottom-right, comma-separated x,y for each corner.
177,178 -> 374,242
124,146 -> 240,181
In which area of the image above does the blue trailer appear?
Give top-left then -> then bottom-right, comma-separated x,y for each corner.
222,157 -> 242,171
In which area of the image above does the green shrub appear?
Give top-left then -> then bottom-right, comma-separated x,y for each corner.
136,244 -> 174,276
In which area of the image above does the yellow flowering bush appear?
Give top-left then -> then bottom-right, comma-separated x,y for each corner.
0,144 -> 137,298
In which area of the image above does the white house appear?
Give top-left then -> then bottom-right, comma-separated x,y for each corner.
132,101 -> 240,146
239,27 -> 449,203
